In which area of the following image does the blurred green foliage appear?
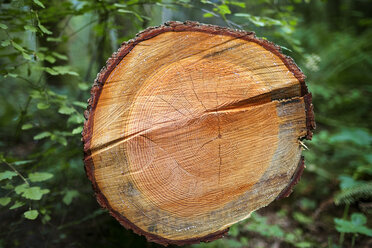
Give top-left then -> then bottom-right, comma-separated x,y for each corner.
0,0 -> 371,247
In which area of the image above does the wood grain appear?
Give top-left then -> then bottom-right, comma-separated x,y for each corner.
83,21 -> 315,246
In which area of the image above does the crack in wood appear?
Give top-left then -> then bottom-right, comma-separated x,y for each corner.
218,144 -> 222,185
88,94 -> 305,157
140,134 -> 195,178
158,95 -> 189,118
202,43 -> 244,59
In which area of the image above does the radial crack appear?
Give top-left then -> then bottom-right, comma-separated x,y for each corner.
218,144 -> 222,185
89,94 -> 305,158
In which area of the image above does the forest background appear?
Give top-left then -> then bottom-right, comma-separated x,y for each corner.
0,0 -> 371,247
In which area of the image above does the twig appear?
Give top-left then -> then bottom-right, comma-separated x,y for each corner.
3,160 -> 30,186
68,19 -> 98,38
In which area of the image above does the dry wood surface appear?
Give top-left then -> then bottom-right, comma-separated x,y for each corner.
83,21 -> 315,246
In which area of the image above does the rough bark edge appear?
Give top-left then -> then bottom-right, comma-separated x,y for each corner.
303,93 -> 316,140
84,155 -> 229,246
82,21 -> 315,246
275,93 -> 315,200
276,156 -> 306,200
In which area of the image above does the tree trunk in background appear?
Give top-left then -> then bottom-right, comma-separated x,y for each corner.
96,9 -> 109,74
38,0 -> 69,87
83,22 -> 315,245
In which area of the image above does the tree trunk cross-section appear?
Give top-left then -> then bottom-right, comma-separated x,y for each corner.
83,21 -> 315,246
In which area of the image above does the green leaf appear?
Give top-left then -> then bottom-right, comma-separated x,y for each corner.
52,52 -> 68,60
338,175 -> 362,189
46,37 -> 62,42
50,134 -> 67,146
24,210 -> 39,220
37,102 -> 50,110
215,4 -> 231,16
0,23 -> 8,29
295,242 -> 313,248
33,0 -> 45,8
45,55 -> 56,63
351,213 -> 367,225
28,172 -> 53,182
239,237 -> 249,246
38,23 -> 52,35
44,67 -> 58,75
235,13 -> 282,27
68,114 -> 85,124
30,90 -> 42,99
33,0 -> 45,9
52,66 -> 79,76
24,25 -> 38,32
293,211 -> 313,225
57,136 -> 67,146
113,3 -> 127,8
118,9 -> 144,22
1,39 -> 11,47
334,213 -> 372,236
34,131 -> 51,140
11,41 -> 25,52
2,182 -> 14,190
285,233 -> 296,243
72,101 -> 87,108
22,51 -> 32,60
0,197 -> 11,206
0,171 -> 17,181
5,73 -> 19,78
203,13 -> 214,18
35,51 -> 45,61
63,190 -> 79,205
21,123 -> 33,130
15,183 -> 29,194
42,214 -> 51,223
72,126 -> 83,135
228,1 -> 245,8
245,213 -> 285,238
21,186 -> 50,200
9,201 -> 25,210
58,105 -> 75,115
12,160 -> 35,166
229,224 -> 239,237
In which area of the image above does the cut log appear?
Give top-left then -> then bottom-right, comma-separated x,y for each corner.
83,21 -> 315,246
